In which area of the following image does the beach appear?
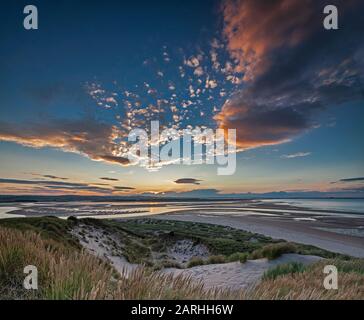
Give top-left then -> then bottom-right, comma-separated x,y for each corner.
153,211 -> 364,258
2,198 -> 364,258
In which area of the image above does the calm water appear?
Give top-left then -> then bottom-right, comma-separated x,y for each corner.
0,198 -> 363,219
261,199 -> 364,214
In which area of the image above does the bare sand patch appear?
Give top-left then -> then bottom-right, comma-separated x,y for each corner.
71,224 -> 138,275
167,239 -> 210,265
163,253 -> 323,290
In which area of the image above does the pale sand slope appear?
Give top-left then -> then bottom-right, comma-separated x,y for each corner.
153,213 -> 364,258
163,254 -> 322,290
71,224 -> 138,276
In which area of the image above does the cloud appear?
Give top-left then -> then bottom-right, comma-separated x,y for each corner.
98,155 -> 129,165
0,178 -> 85,187
0,118 -> 130,167
215,100 -> 313,149
0,177 -> 134,194
42,175 -> 69,180
331,177 -> 364,184
100,177 -> 119,181
281,152 -> 311,159
174,178 -> 202,185
216,0 -> 364,150
28,173 -> 69,180
113,186 -> 135,191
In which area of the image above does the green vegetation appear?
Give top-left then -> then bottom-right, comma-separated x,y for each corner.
262,262 -> 307,280
187,257 -> 205,268
118,219 -> 343,260
206,255 -> 226,264
119,219 -> 275,256
0,216 -> 80,249
0,217 -> 343,268
250,242 -> 296,260
227,252 -> 248,263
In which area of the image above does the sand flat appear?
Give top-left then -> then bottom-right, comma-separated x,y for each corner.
153,212 -> 364,258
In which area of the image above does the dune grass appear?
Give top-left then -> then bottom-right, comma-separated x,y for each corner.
250,242 -> 297,260
0,226 -> 244,300
227,252 -> 248,263
187,257 -> 205,268
118,219 -> 341,260
1,217 -> 363,300
262,262 -> 307,281
0,216 -> 80,249
251,259 -> 364,300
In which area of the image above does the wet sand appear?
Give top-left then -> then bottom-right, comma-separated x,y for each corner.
153,211 -> 364,258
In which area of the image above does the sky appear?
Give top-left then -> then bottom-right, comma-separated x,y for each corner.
0,0 -> 363,198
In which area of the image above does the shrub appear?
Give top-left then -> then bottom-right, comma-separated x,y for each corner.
206,255 -> 226,264
162,260 -> 182,269
227,252 -> 248,263
250,242 -> 296,260
263,262 -> 306,280
187,257 -> 205,268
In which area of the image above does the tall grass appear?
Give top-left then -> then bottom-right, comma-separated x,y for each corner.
262,262 -> 306,281
0,226 -> 243,300
2,225 -> 363,300
250,259 -> 364,299
0,227 -> 113,299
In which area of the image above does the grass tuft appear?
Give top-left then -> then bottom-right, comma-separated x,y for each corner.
227,252 -> 248,263
263,262 -> 306,281
250,242 -> 296,260
187,257 -> 205,268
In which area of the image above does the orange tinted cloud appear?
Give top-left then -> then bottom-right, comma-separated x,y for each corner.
223,0 -> 318,80
0,119 -> 130,166
217,0 -> 364,150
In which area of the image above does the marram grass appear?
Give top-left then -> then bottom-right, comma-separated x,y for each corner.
1,226 -> 363,300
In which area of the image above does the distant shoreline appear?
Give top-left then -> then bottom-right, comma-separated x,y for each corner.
1,195 -> 364,203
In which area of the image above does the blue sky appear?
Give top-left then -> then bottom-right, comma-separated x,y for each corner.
0,0 -> 363,197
